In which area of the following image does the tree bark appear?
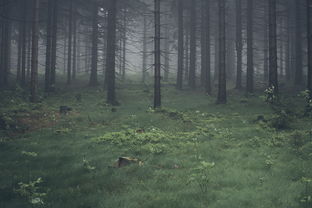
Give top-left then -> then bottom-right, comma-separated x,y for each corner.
189,0 -> 197,89
106,0 -> 118,105
30,0 -> 40,102
50,0 -> 58,91
154,0 -> 161,108
67,0 -> 73,85
176,0 -> 184,90
90,2 -> 99,86
269,0 -> 278,94
307,0 -> 312,95
235,0 -> 242,89
246,0 -> 254,93
217,0 -> 227,104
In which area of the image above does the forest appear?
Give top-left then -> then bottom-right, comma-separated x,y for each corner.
0,0 -> 312,207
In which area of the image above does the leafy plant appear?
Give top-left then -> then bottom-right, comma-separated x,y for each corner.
188,161 -> 215,194
82,157 -> 96,171
14,177 -> 46,206
300,177 -> 312,207
264,86 -> 279,105
299,90 -> 312,116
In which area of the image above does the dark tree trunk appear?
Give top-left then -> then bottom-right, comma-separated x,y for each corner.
184,27 -> 190,81
45,0 -> 53,92
50,0 -> 58,91
246,0 -> 254,93
90,2 -> 99,86
295,1 -> 303,85
0,0 -> 11,88
235,0 -> 242,89
67,0 -> 73,85
217,0 -> 227,104
176,0 -> 184,90
164,15 -> 170,82
154,0 -> 161,108
263,2 -> 269,82
269,0 -> 278,94
30,0 -> 40,102
201,0 -> 211,94
72,5 -> 77,80
189,0 -> 197,89
307,0 -> 312,95
142,15 -> 148,83
122,10 -> 126,81
21,0 -> 27,86
106,0 -> 118,105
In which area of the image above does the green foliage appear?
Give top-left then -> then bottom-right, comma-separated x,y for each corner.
299,90 -> 312,116
82,157 -> 96,171
14,178 -> 46,206
289,130 -> 308,150
300,177 -> 312,207
21,151 -> 38,157
264,86 -> 278,105
188,161 -> 215,194
269,110 -> 291,130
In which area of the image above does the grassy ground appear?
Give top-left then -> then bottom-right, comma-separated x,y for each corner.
0,83 -> 312,208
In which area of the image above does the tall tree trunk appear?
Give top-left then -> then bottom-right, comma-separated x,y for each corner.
269,0 -> 278,94
0,0 -> 11,88
176,0 -> 184,90
201,0 -> 211,94
45,0 -> 53,92
154,0 -> 161,108
164,14 -> 170,82
142,15 -> 148,83
106,0 -> 118,105
307,0 -> 312,95
184,27 -> 190,81
217,0 -> 227,104
235,0 -> 242,89
122,10 -> 127,81
50,0 -> 58,91
90,2 -> 99,86
67,0 -> 73,85
263,2 -> 269,82
30,0 -> 40,102
295,1 -> 303,85
189,0 -> 197,89
246,0 -> 254,93
21,0 -> 27,86
72,5 -> 77,80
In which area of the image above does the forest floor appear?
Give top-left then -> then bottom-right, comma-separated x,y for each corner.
0,82 -> 312,208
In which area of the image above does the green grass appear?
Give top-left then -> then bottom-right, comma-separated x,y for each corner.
0,83 -> 312,208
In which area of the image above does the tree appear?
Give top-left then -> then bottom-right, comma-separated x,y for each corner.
246,0 -> 254,93
295,1 -> 303,85
188,0 -> 197,89
217,0 -> 227,104
308,0 -> 312,96
89,1 -> 99,86
235,0 -> 242,89
45,0 -> 53,92
154,0 -> 161,108
201,0 -> 211,94
30,0 -> 40,102
67,0 -> 73,85
106,0 -> 118,105
142,14 -> 148,83
268,0 -> 278,94
50,0 -> 58,91
176,0 -> 184,90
